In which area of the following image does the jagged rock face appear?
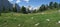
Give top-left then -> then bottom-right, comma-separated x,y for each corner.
0,0 -> 2,7
15,4 -> 20,12
0,0 -> 13,11
3,0 -> 13,11
0,0 -> 2,12
0,0 -> 20,12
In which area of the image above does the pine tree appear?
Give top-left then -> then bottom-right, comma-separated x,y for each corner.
39,4 -> 47,12
13,5 -> 17,12
59,4 -> 60,8
49,2 -> 54,9
53,2 -> 58,8
21,6 -> 27,14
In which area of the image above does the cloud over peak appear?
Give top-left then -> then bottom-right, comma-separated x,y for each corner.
16,0 -> 30,3
8,0 -> 14,2
16,0 -> 21,3
24,0 -> 29,3
8,0 -> 30,3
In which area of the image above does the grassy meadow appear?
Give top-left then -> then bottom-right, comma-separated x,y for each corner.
0,9 -> 60,27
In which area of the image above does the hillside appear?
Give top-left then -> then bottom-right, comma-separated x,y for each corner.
0,9 -> 59,27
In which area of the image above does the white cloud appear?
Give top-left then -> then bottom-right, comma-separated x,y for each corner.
24,0 -> 29,3
8,0 -> 13,2
16,0 -> 21,3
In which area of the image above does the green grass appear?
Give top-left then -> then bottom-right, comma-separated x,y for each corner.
0,10 -> 60,27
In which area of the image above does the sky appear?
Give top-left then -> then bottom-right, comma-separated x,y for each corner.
8,0 -> 60,8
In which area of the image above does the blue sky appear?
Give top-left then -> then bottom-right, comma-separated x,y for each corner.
8,0 -> 60,8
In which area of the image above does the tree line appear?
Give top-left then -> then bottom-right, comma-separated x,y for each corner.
0,2 -> 60,16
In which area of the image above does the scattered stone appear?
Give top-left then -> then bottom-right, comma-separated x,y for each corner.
56,22 -> 58,24
35,23 -> 40,26
41,13 -> 44,14
18,24 -> 21,27
58,10 -> 60,12
46,19 -> 50,21
58,21 -> 60,23
31,17 -> 34,19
